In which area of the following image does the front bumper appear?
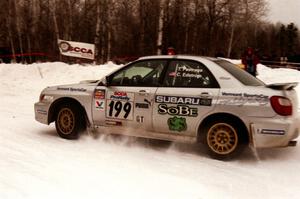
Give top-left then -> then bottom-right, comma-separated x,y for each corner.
250,115 -> 300,148
34,101 -> 50,124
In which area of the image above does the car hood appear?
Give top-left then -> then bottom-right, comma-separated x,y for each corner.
42,80 -> 100,93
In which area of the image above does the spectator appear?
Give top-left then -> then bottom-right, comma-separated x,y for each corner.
242,47 -> 259,77
167,47 -> 176,55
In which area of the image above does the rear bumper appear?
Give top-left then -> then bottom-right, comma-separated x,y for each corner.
250,114 -> 300,148
34,102 -> 49,124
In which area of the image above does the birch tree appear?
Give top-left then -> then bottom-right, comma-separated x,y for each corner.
157,0 -> 165,55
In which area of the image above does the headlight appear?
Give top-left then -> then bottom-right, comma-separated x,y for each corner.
39,94 -> 53,102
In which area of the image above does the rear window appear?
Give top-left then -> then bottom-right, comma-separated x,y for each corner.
214,60 -> 265,86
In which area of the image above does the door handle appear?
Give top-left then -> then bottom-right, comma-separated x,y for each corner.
138,90 -> 150,96
200,92 -> 212,98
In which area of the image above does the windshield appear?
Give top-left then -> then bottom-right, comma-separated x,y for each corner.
214,60 -> 265,86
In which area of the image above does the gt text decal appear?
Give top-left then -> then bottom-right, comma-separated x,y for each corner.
168,116 -> 187,132
155,95 -> 211,106
106,91 -> 134,120
158,104 -> 198,117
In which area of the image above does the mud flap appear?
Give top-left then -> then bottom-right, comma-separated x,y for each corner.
250,123 -> 288,148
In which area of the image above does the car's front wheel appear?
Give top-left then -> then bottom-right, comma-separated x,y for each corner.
55,103 -> 85,139
202,119 -> 245,159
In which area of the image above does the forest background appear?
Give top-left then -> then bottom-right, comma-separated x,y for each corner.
0,0 -> 299,64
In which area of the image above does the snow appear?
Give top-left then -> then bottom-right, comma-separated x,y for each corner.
1,61 -> 300,199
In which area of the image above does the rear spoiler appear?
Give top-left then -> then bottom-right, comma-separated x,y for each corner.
267,82 -> 298,90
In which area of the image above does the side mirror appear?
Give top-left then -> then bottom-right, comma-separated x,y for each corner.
105,76 -> 111,86
97,76 -> 110,86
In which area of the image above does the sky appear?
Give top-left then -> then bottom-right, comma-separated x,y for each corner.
268,0 -> 300,27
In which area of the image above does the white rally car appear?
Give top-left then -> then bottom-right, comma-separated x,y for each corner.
34,55 -> 300,159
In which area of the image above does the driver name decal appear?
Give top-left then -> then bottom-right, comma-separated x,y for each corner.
176,65 -> 204,79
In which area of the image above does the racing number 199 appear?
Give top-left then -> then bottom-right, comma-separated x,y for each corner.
108,101 -> 132,119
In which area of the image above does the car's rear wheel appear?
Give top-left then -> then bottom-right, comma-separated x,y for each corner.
55,103 -> 85,139
202,119 -> 245,159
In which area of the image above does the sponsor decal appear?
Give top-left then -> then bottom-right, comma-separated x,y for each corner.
221,92 -> 268,99
94,89 -> 105,99
199,98 -> 212,106
105,120 -> 122,126
57,87 -> 87,92
260,129 -> 285,135
58,39 -> 95,60
95,100 -> 105,110
59,41 -> 71,52
135,103 -> 149,109
37,109 -> 47,115
144,99 -> 151,106
158,104 -> 198,117
108,91 -> 134,101
219,92 -> 269,106
222,92 -> 243,97
168,116 -> 187,132
155,95 -> 211,106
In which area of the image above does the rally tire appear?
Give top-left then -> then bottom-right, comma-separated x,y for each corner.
201,119 -> 245,160
55,103 -> 85,139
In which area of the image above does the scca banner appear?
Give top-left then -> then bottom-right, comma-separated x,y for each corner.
58,39 -> 95,60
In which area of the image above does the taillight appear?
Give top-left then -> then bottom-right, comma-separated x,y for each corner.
270,96 -> 292,116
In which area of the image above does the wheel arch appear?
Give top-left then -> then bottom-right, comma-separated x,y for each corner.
48,97 -> 90,126
197,112 -> 250,144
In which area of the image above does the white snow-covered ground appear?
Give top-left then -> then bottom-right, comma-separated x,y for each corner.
1,61 -> 300,199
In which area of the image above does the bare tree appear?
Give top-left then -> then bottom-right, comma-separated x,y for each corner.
157,0 -> 165,55
3,0 -> 300,64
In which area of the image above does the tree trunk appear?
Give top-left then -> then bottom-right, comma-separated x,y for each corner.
156,0 -> 165,55
26,34 -> 32,63
106,1 -> 112,62
139,0 -> 146,55
66,0 -> 73,40
7,0 -> 16,63
107,27 -> 112,62
94,0 -> 102,63
227,24 -> 234,58
183,0 -> 189,53
14,0 -> 24,63
50,0 -> 60,60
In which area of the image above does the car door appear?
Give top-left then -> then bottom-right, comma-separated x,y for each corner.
153,59 -> 220,137
92,59 -> 167,135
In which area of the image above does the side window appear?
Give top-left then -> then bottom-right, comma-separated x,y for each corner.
163,60 -> 219,88
110,60 -> 166,87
